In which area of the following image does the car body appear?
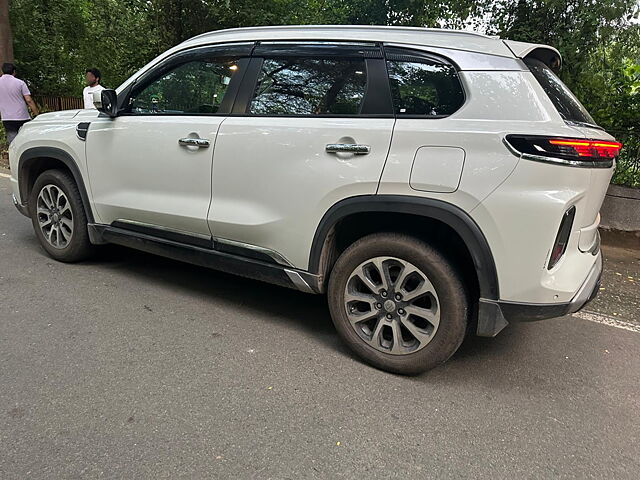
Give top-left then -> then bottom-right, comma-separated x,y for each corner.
8,26 -> 618,373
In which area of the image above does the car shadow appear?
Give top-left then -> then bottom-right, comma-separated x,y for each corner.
88,244 -> 346,344
83,244 -> 520,374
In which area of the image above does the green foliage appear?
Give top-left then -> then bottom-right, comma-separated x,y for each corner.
10,0 -> 158,94
6,0 -> 640,185
480,0 -> 640,187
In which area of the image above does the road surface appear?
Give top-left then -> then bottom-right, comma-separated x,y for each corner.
1,173 -> 638,479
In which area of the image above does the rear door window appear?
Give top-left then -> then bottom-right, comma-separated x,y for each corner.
524,57 -> 597,126
385,47 -> 465,117
249,57 -> 367,115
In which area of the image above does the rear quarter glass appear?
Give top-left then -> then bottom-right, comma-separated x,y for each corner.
524,57 -> 596,127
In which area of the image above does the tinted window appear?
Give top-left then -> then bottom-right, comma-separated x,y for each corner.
131,57 -> 241,114
386,58 -> 464,116
249,57 -> 367,115
525,58 -> 596,126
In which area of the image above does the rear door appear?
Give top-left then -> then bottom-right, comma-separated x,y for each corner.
208,43 -> 396,269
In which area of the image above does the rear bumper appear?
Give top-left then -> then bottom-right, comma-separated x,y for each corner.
12,193 -> 29,217
477,253 -> 602,336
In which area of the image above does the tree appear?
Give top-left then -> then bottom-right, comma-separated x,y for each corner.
0,0 -> 13,64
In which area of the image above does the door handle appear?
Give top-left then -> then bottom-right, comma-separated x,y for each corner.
178,137 -> 210,148
326,143 -> 370,155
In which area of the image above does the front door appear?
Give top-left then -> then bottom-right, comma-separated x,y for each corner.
208,43 -> 396,269
85,44 -> 251,236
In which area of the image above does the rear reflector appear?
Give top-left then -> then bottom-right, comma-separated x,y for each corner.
505,135 -> 621,168
548,206 -> 576,269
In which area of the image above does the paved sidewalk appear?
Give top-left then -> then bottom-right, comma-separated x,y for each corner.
589,241 -> 640,324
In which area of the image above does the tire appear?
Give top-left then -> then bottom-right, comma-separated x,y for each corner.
327,233 -> 468,375
29,169 -> 94,262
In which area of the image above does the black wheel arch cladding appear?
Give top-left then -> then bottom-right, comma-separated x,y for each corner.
309,195 -> 500,301
18,146 -> 95,223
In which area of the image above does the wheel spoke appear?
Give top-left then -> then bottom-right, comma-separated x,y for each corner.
347,309 -> 378,326
369,318 -> 385,347
390,321 -> 404,353
49,226 -> 58,246
400,316 -> 435,345
60,217 -> 73,231
50,186 -> 60,206
56,192 -> 67,209
401,280 -> 435,302
394,264 -> 419,291
354,266 -> 380,294
39,218 -> 52,229
345,290 -> 376,304
371,258 -> 391,291
59,203 -> 71,215
41,187 -> 54,209
404,305 -> 439,329
58,224 -> 69,242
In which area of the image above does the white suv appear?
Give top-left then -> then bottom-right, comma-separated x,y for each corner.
9,26 -> 620,374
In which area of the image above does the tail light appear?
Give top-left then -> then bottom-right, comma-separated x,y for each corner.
505,135 -> 621,168
548,206 -> 576,269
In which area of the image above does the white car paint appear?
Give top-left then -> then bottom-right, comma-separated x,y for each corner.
409,147 -> 465,193
208,117 -> 395,269
85,115 -> 222,236
8,25 -> 614,310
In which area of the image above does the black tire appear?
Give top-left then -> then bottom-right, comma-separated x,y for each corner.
327,233 -> 468,375
29,169 -> 94,262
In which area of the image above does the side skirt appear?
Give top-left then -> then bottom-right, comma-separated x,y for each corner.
88,224 -> 321,294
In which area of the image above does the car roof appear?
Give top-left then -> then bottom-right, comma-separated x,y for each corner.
178,25 -> 514,58
116,25 -> 561,93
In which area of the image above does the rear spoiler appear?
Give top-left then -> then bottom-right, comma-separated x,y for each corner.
503,40 -> 562,72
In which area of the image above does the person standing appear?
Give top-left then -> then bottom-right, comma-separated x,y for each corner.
83,68 -> 105,109
0,63 -> 39,145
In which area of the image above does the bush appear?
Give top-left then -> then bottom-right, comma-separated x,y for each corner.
611,131 -> 640,188
0,123 -> 7,161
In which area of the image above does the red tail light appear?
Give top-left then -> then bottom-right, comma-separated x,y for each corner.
505,135 -> 621,168
547,139 -> 622,158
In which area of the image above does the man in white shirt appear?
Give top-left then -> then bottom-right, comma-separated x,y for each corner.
82,68 -> 105,109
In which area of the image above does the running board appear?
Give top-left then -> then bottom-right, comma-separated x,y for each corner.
87,224 -> 321,294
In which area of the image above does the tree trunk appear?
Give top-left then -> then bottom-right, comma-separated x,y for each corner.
0,0 -> 13,65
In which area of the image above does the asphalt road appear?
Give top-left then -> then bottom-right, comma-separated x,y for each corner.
1,173 -> 639,479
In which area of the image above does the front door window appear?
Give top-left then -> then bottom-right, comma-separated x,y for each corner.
131,57 -> 242,115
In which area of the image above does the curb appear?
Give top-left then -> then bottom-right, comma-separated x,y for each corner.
600,184 -> 640,232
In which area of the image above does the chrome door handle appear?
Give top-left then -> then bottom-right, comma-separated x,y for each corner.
326,143 -> 370,155
178,137 -> 210,148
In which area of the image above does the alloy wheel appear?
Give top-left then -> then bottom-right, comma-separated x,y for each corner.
36,184 -> 74,249
344,256 -> 440,355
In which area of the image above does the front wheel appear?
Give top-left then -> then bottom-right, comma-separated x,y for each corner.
327,233 -> 468,375
29,169 -> 94,262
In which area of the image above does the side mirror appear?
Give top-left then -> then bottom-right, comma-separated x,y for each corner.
94,89 -> 118,117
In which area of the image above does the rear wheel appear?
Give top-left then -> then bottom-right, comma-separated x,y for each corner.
327,233 -> 468,375
29,169 -> 94,262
